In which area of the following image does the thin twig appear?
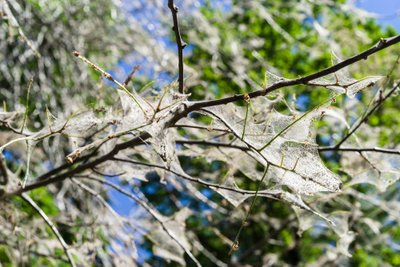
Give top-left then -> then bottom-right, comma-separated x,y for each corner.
71,178 -> 120,218
334,81 -> 400,148
73,51 -> 145,113
176,139 -> 250,151
122,65 -> 140,86
229,164 -> 270,255
0,109 -> 81,152
258,96 -> 334,152
237,217 -> 296,262
355,54 -> 400,128
21,77 -> 34,134
3,0 -> 40,57
70,178 -> 146,252
241,101 -> 250,139
173,123 -> 230,132
168,0 -> 187,93
319,146 -> 400,155
20,193 -> 76,267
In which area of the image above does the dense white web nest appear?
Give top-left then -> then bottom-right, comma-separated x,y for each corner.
204,101 -> 342,195
308,52 -> 383,97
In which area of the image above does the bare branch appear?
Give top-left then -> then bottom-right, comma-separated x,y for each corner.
71,178 -> 120,218
177,139 -> 250,151
173,123 -> 230,133
186,35 -> 400,111
20,77 -> 34,134
168,0 -> 187,93
319,146 -> 400,155
179,140 -> 400,156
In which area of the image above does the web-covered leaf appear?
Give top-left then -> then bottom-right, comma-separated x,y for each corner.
346,152 -> 400,192
150,128 -> 177,168
272,141 -> 342,194
117,89 -> 151,131
216,175 -> 252,207
308,52 -> 383,97
346,76 -> 382,98
264,71 -> 287,87
100,160 -> 151,182
330,211 -> 356,257
203,101 -> 342,195
278,191 -> 334,225
330,51 -> 356,85
149,208 -> 197,266
0,111 -> 23,125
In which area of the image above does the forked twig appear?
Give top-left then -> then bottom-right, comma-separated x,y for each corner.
73,51 -> 145,113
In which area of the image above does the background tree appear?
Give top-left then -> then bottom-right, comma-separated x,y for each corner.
1,0 -> 400,266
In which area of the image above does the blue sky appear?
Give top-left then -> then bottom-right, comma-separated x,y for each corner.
357,0 -> 400,30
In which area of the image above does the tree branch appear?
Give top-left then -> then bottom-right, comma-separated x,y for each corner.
168,0 -> 187,93
1,132 -> 151,198
20,193 -> 76,267
187,35 -> 400,111
319,146 -> 400,155
122,64 -> 140,87
173,123 -> 230,133
176,139 -> 250,151
178,140 -> 400,156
